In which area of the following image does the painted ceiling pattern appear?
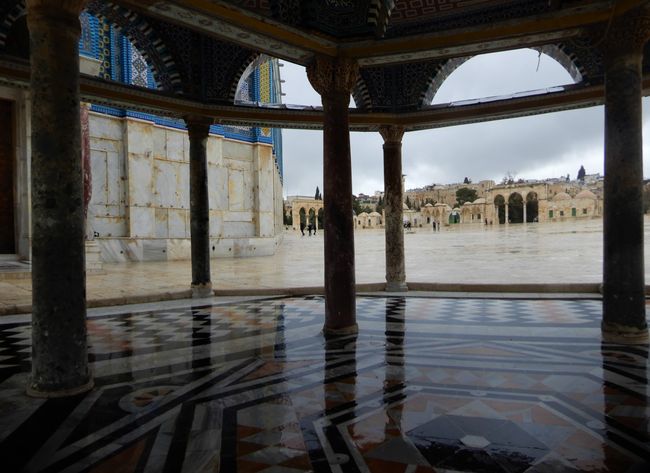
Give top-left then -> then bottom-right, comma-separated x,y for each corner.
0,0 -> 648,119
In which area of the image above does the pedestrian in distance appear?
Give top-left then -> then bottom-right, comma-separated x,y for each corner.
300,221 -> 305,236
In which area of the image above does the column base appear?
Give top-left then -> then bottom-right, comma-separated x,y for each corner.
191,282 -> 213,299
27,377 -> 94,399
601,321 -> 649,344
385,281 -> 408,292
323,323 -> 359,338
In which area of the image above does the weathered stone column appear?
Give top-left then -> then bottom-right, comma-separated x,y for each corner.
505,203 -> 509,223
601,10 -> 650,343
523,202 -> 527,224
185,116 -> 213,298
27,0 -> 93,397
307,56 -> 359,335
380,125 -> 407,292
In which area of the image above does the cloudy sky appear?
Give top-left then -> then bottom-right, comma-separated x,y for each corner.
278,49 -> 650,197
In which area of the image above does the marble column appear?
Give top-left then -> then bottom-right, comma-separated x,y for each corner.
505,203 -> 509,224
307,56 -> 359,335
601,10 -> 650,343
380,125 -> 407,292
185,116 -> 213,298
523,202 -> 527,223
26,0 -> 93,397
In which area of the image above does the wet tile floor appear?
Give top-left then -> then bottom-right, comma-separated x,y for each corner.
0,295 -> 649,472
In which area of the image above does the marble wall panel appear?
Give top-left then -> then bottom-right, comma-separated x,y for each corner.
209,166 -> 229,210
225,157 -> 252,172
128,155 -> 153,206
125,120 -> 153,156
90,149 -> 108,206
98,238 -> 143,262
222,221 -> 255,238
258,213 -> 274,238
225,211 -> 254,222
242,169 -> 254,212
166,129 -> 185,161
106,151 -> 123,206
207,135 -> 223,166
152,127 -> 166,159
155,208 -> 169,238
142,239 -> 167,260
257,147 -> 274,213
92,215 -> 126,238
223,139 -> 253,161
154,159 -> 183,208
209,210 -> 223,237
228,170 -> 244,211
129,206 -> 155,237
182,133 -> 190,162
168,209 -> 188,238
89,113 -> 123,141
167,238 -> 191,260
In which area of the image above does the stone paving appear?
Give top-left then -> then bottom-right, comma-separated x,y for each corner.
1,218 -> 650,314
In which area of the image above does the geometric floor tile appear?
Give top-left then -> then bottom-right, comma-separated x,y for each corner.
0,295 -> 649,472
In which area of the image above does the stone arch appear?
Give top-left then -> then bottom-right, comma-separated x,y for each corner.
84,1 -> 183,94
422,45 -> 583,106
229,52 -> 265,103
299,207 -> 306,226
494,194 -> 506,225
526,191 -> 539,223
351,75 -> 372,110
508,192 -> 524,223
0,2 -> 26,51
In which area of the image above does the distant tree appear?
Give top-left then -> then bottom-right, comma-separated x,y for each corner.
314,186 -> 321,200
455,187 -> 478,206
352,195 -> 362,214
501,172 -> 515,185
577,165 -> 586,182
405,196 -> 412,209
376,196 -> 384,214
463,177 -> 471,184
566,173 -> 570,182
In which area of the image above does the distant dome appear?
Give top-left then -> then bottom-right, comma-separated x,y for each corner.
473,198 -> 486,204
424,203 -> 433,207
575,190 -> 597,200
452,207 -> 460,211
553,192 -> 571,201
434,202 -> 446,207
358,212 -> 369,217
403,203 -> 409,210
369,211 -> 381,217
463,202 -> 471,206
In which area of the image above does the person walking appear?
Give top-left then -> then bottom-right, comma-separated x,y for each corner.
300,221 -> 305,236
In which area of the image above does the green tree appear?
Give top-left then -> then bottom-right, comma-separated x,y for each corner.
376,196 -> 384,214
577,165 -> 586,182
455,187 -> 478,206
315,186 -> 321,200
405,196 -> 412,209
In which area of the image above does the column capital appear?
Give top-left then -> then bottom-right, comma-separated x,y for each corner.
379,125 -> 405,145
306,55 -> 359,100
601,6 -> 650,66
184,115 -> 213,138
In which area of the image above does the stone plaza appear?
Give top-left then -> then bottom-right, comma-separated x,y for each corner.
2,218 -> 648,315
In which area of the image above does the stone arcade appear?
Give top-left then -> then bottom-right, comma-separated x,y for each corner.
0,1 -> 649,471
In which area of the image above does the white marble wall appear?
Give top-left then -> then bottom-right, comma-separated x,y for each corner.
88,115 -> 284,262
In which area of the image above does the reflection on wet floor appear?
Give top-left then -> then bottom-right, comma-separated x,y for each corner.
0,295 -> 648,472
